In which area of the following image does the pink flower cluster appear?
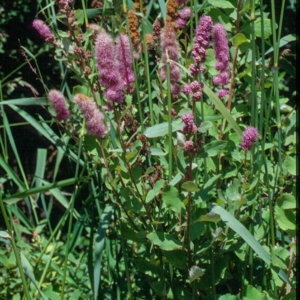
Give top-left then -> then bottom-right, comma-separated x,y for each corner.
160,22 -> 181,97
241,126 -> 259,151
213,23 -> 230,98
181,113 -> 197,134
48,90 -> 70,121
183,80 -> 204,101
95,30 -> 135,104
95,30 -> 124,103
190,15 -> 212,77
116,35 -> 135,94
74,94 -> 108,138
176,7 -> 191,29
32,19 -> 55,43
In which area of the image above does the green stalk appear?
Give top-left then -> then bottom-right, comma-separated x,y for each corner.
270,0 -> 285,170
60,131 -> 82,299
119,218 -> 133,300
259,0 -> 266,137
210,248 -> 216,300
1,105 -> 38,225
0,199 -> 31,300
166,52 -> 173,182
124,11 -> 143,130
250,0 -> 258,128
142,12 -> 154,126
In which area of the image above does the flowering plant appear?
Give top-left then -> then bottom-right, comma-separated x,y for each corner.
0,0 -> 296,299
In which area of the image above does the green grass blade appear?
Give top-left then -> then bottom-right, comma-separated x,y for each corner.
211,205 -> 291,284
93,204 -> 114,299
3,178 -> 77,205
0,155 -> 25,191
0,98 -> 47,106
203,83 -> 242,136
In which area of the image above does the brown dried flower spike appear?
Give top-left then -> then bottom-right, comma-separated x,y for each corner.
166,0 -> 179,24
127,10 -> 140,49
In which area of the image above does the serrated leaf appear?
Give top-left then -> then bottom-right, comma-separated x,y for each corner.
147,232 -> 182,251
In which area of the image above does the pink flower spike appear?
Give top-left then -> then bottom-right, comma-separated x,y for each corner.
240,126 -> 259,151
48,90 -> 70,121
116,34 -> 135,94
95,30 -> 124,103
74,94 -> 108,138
32,19 -> 55,43
213,23 -> 230,87
160,22 -> 181,98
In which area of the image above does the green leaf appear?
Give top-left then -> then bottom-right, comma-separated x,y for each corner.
232,33 -> 249,47
144,119 -> 183,138
163,250 -> 188,270
20,251 -> 49,300
146,180 -> 165,203
203,84 -> 242,136
150,147 -> 165,156
277,193 -> 296,209
158,0 -> 166,20
244,285 -> 266,300
197,121 -> 213,133
263,34 -> 296,57
283,156 -> 296,176
254,18 -> 272,38
199,140 -> 228,158
162,186 -> 185,214
211,205 -> 290,284
0,97 -> 47,106
275,206 -> 295,232
93,204 -> 114,298
4,178 -> 77,205
219,294 -> 238,300
147,232 -> 182,251
182,181 -> 199,192
198,212 -> 221,223
207,0 -> 235,9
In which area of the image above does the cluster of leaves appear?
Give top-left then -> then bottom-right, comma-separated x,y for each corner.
0,0 -> 296,299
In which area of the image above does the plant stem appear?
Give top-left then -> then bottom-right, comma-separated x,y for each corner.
166,51 -> 173,182
0,198 -> 31,300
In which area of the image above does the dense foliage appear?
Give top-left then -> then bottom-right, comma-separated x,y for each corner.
0,0 -> 296,299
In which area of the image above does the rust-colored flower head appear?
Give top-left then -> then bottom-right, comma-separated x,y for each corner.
166,0 -> 179,24
127,10 -> 140,51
